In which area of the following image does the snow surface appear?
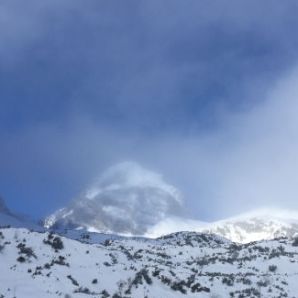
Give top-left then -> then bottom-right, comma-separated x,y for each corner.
2,195 -> 298,297
1,227 -> 298,297
146,209 -> 298,243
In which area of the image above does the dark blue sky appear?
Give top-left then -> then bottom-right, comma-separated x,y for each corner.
2,0 -> 298,221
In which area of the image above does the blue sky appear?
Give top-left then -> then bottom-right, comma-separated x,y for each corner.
2,1 -> 298,221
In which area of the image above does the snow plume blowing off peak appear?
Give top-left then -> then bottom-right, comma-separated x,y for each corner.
44,162 -> 183,235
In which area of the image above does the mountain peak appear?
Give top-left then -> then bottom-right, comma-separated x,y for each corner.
44,162 -> 183,234
145,209 -> 298,243
0,196 -> 39,229
0,196 -> 10,215
85,161 -> 182,203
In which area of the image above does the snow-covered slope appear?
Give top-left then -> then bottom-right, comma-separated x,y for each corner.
146,209 -> 298,244
202,209 -> 298,243
46,203 -> 298,244
1,227 -> 298,297
44,162 -> 183,235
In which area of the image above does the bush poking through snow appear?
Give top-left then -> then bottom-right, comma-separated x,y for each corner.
268,265 -> 277,272
17,256 -> 26,263
67,275 -> 79,286
43,233 -> 64,251
17,243 -> 37,259
100,290 -> 110,297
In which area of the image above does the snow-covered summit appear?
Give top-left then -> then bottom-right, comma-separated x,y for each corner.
85,161 -> 181,202
44,162 -> 183,235
145,209 -> 298,243
202,208 -> 298,243
42,162 -> 298,243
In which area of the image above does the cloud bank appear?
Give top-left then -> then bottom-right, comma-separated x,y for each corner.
2,67 -> 298,221
1,1 -> 298,221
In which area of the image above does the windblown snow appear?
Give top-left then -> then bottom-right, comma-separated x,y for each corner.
43,162 -> 298,244
44,162 -> 183,235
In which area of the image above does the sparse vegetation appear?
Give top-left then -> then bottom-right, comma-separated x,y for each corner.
67,275 -> 79,286
43,233 -> 64,251
0,228 -> 296,297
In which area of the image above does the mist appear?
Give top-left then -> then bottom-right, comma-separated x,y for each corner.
2,67 -> 298,221
1,1 -> 298,221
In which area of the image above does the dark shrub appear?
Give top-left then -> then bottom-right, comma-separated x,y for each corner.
74,287 -> 91,294
17,256 -> 26,263
52,236 -> 64,250
67,275 -> 79,286
44,234 -> 64,251
17,243 -> 37,259
100,290 -> 110,297
171,281 -> 187,294
268,265 -> 277,272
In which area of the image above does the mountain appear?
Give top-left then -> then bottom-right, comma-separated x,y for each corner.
201,209 -> 298,243
0,196 -> 26,228
0,196 -> 11,214
44,162 -> 183,235
146,209 -> 298,244
43,161 -> 298,243
0,196 -> 40,230
1,226 -> 298,297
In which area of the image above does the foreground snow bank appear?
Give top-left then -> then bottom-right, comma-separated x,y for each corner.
1,227 -> 298,297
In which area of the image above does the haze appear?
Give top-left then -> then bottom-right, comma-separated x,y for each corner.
1,0 -> 298,222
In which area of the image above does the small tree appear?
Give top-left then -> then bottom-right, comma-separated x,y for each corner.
52,236 -> 64,250
44,234 -> 64,251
